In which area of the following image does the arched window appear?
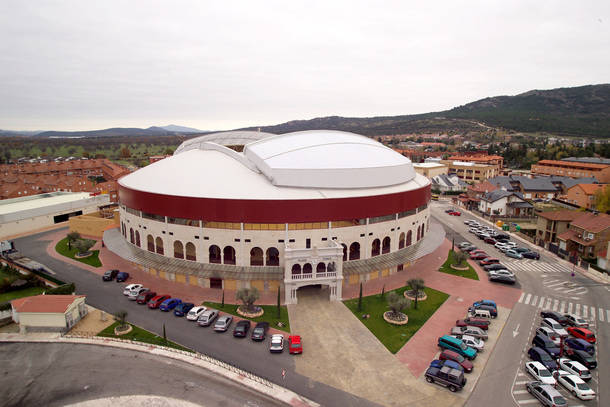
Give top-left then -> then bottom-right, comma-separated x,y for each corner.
185,242 -> 196,261
341,244 -> 347,261
291,264 -> 301,275
129,228 -> 134,244
421,225 -> 425,239
398,232 -> 405,249
155,237 -> 164,255
250,247 -> 263,266
122,223 -> 126,237
349,242 -> 360,260
371,238 -> 380,257
135,231 -> 141,247
382,236 -> 391,254
328,262 -> 336,272
223,246 -> 236,265
266,247 -> 279,266
209,245 -> 221,263
173,240 -> 184,259
303,263 -> 312,274
406,230 -> 412,247
147,234 -> 154,252
316,262 -> 326,274
417,225 -> 421,241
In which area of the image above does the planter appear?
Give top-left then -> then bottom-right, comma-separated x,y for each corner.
450,264 -> 470,271
404,291 -> 427,302
75,252 -> 93,259
383,311 -> 408,325
237,306 -> 264,318
114,324 -> 133,336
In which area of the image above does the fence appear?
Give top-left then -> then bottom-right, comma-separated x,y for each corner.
64,333 -> 274,388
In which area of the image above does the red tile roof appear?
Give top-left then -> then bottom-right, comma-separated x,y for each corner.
536,160 -> 609,170
537,210 -> 582,221
571,183 -> 607,195
571,212 -> 610,233
468,181 -> 498,193
11,295 -> 85,313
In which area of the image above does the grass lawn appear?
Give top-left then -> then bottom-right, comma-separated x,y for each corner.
55,237 -> 102,267
97,321 -> 194,352
0,286 -> 47,303
202,301 -> 291,333
343,286 -> 449,354
438,250 -> 479,280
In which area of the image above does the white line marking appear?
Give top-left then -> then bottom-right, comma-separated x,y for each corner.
552,299 -> 559,311
524,293 -> 531,305
518,292 -> 525,303
513,390 -> 529,394
607,309 -> 610,322
545,298 -> 552,309
517,400 -> 540,405
567,302 -> 573,313
599,308 -> 604,322
538,296 -> 546,308
583,305 -> 588,318
515,380 -> 529,385
532,295 -> 538,305
559,301 -> 566,313
576,303 -> 581,315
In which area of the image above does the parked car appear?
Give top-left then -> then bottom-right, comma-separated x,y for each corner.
470,252 -> 488,260
494,242 -> 509,251
468,304 -> 497,318
567,327 -> 596,343
173,302 -> 194,317
288,335 -> 303,354
116,272 -> 130,282
463,245 -> 478,252
525,361 -> 556,385
438,349 -> 473,373
522,251 -> 540,260
505,249 -> 522,259
540,318 -> 568,338
535,327 -> 560,346
458,242 -> 472,249
251,322 -> 269,341
472,299 -> 497,309
563,313 -> 589,328
540,310 -> 569,326
233,320 -> 251,337
455,318 -> 489,330
136,291 -> 157,304
437,335 -> 477,360
453,335 -> 484,351
186,306 -> 207,321
482,237 -> 496,244
527,347 -> 558,371
102,269 -> 119,281
269,334 -> 284,353
489,272 -> 516,284
558,358 -> 592,381
445,208 -> 455,213
525,381 -> 568,407
514,247 -> 530,254
128,287 -> 149,300
504,241 -> 517,248
122,283 -> 142,296
483,263 -> 508,272
213,315 -> 233,332
450,326 -> 488,340
449,211 -> 461,216
197,309 -> 219,326
159,298 -> 182,312
567,349 -> 597,369
564,338 -> 594,356
479,258 -> 499,266
557,374 -> 596,400
430,359 -> 464,372
531,334 -> 560,358
470,249 -> 486,255
468,228 -> 479,234
147,295 -> 171,309
424,365 -> 466,392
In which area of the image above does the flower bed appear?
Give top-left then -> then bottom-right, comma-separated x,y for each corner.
383,311 -> 409,325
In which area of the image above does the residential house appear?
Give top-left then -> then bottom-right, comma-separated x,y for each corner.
11,294 -> 87,334
535,210 -> 582,247
557,212 -> 610,260
431,174 -> 468,193
478,190 -> 533,217
565,184 -> 607,210
596,242 -> 610,271
455,181 -> 498,210
531,159 -> 610,183
413,163 -> 448,178
440,160 -> 499,183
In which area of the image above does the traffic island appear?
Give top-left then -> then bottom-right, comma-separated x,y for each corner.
438,250 -> 479,280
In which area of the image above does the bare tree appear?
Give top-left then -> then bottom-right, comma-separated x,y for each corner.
386,292 -> 410,319
407,278 -> 426,309
236,287 -> 260,313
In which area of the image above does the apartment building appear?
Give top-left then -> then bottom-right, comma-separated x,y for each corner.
531,159 -> 610,183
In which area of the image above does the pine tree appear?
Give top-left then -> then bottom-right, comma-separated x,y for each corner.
276,286 -> 281,318
357,282 -> 363,311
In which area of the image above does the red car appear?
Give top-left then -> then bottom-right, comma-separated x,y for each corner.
567,327 -> 596,343
288,335 -> 303,354
484,237 -> 497,244
470,253 -> 488,260
147,295 -> 171,309
470,249 -> 486,255
439,349 -> 473,373
456,318 -> 490,330
479,258 -> 499,266
449,211 -> 462,216
136,291 -> 157,304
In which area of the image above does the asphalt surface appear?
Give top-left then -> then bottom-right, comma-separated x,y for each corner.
12,229 -> 379,407
430,201 -> 608,407
0,342 -> 286,407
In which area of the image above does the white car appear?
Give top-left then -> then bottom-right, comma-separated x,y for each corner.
468,228 -> 479,234
563,313 -> 589,328
541,318 -> 568,338
456,334 -> 484,351
557,374 -> 596,400
494,242 -> 508,250
186,306 -> 207,321
489,269 -> 515,278
525,361 -> 556,385
458,242 -> 472,249
269,334 -> 284,353
123,283 -> 142,295
558,358 -> 592,381
127,287 -> 148,300
504,241 -> 517,248
535,327 -> 560,346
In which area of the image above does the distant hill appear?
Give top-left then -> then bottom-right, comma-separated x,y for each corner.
158,124 -> 203,133
30,126 -> 209,138
241,84 -> 610,137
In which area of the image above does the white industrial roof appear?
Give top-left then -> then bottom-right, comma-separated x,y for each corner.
174,130 -> 275,154
121,130 -> 427,199
0,192 -> 93,215
413,163 -> 447,168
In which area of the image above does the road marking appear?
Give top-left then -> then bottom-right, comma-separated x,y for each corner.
607,309 -> 610,322
513,390 -> 529,394
524,293 -> 531,305
599,308 -> 604,322
576,303 -> 581,315
582,305 -> 588,318
517,372 -> 527,377
538,296 -> 546,308
559,301 -> 566,313
545,281 -> 566,288
545,297 -> 552,309
552,299 -> 559,311
567,303 -> 573,313
590,307 -> 595,322
564,287 -> 584,293
515,380 -> 529,385
518,292 -> 525,303
532,295 -> 538,305
517,400 -> 539,405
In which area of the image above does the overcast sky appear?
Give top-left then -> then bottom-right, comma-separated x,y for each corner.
0,1 -> 608,131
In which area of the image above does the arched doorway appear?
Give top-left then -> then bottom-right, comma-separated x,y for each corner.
382,236 -> 391,254
250,247 -> 263,266
129,228 -> 134,244
349,242 -> 360,260
209,245 -> 221,263
406,230 -> 412,247
223,246 -> 236,265
135,231 -> 141,247
291,264 -> 302,276
371,239 -> 380,257
147,235 -> 154,252
398,232 -> 405,249
341,244 -> 347,261
173,240 -> 184,259
155,237 -> 164,255
185,242 -> 196,261
266,247 -> 279,266
303,263 -> 312,275
316,262 -> 326,275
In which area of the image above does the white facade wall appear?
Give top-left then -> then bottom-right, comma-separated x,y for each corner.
119,206 -> 430,269
479,198 -> 507,215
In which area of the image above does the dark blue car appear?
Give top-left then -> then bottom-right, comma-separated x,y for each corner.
472,300 -> 497,310
532,335 -> 560,358
430,359 -> 464,372
173,302 -> 194,317
527,347 -> 557,371
565,338 -> 595,356
159,298 -> 182,311
115,272 -> 129,282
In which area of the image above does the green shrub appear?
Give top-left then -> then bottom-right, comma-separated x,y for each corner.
45,283 -> 76,295
0,302 -> 11,311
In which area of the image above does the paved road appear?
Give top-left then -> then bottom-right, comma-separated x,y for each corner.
431,201 -> 608,407
0,342 -> 286,407
12,229 -> 378,407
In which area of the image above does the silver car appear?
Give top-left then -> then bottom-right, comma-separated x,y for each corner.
197,309 -> 219,327
213,315 -> 233,332
450,325 -> 488,340
127,287 -> 148,300
269,334 -> 284,353
525,381 -> 567,406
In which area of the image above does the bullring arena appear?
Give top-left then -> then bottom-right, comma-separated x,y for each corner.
105,130 -> 434,304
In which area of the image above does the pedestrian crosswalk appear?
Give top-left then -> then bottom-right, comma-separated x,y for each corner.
517,291 -> 608,325
541,278 -> 588,299
504,258 -> 570,273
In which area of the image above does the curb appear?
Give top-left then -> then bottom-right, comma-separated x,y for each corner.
0,335 -> 319,407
